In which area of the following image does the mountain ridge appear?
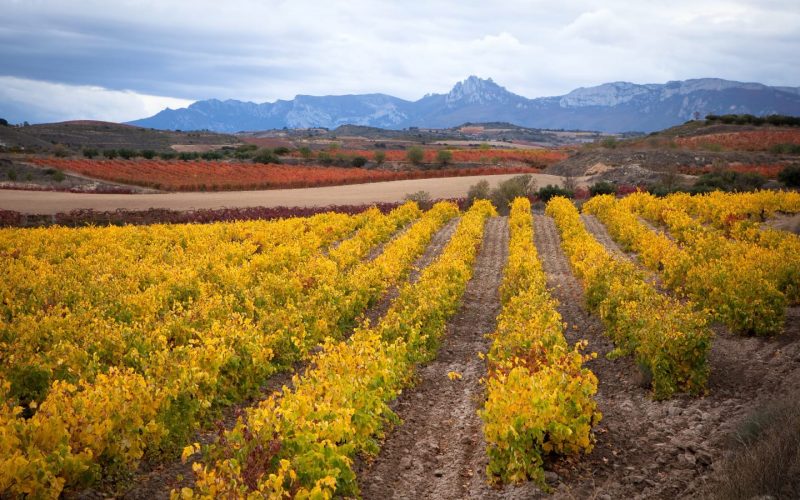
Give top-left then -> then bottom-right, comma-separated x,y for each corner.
129,76 -> 800,133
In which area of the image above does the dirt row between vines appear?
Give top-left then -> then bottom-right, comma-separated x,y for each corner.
356,216 -> 545,499
69,218 -> 461,499
530,212 -> 800,499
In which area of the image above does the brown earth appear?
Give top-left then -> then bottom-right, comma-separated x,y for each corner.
356,216 -> 545,499
0,173 -> 584,215
530,212 -> 800,499
353,211 -> 800,499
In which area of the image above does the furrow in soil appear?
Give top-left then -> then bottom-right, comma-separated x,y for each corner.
357,216 -> 511,500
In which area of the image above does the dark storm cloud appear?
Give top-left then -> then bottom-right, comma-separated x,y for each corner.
1,0 -> 799,123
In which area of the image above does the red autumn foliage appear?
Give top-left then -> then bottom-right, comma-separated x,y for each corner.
675,129 -> 800,151
343,148 -> 567,165
678,164 -> 786,179
28,158 -> 542,192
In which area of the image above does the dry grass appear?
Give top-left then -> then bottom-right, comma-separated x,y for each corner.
706,394 -> 800,499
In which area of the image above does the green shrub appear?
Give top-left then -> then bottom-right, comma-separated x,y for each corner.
403,190 -> 432,209
351,155 -> 368,168
53,147 -> 69,158
141,149 -> 156,159
82,148 -> 99,159
373,150 -> 386,166
778,164 -> 800,187
589,181 -> 617,196
466,179 -> 491,207
298,146 -> 312,159
7,169 -> 17,181
436,149 -> 453,167
273,146 -> 290,156
117,149 -> 137,160
490,175 -> 535,214
600,137 -> 618,149
201,151 -> 223,160
692,171 -> 766,193
158,151 -> 176,160
317,151 -> 333,165
178,152 -> 199,161
52,170 -> 66,182
252,148 -> 280,164
537,184 -> 574,202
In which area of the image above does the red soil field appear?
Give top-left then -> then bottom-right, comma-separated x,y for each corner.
28,158 -> 542,192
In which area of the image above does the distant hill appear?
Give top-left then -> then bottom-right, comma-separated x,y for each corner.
129,76 -> 800,133
0,120 -> 238,152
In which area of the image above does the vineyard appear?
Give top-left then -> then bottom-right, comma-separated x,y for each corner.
27,158 -> 542,192
1,191 -> 799,498
674,129 -> 800,151
343,148 -> 568,165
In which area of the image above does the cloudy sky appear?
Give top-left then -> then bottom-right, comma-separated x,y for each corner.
1,0 -> 798,123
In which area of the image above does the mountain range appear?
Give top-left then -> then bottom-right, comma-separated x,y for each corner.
129,76 -> 800,133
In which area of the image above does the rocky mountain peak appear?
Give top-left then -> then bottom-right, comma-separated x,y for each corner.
445,76 -> 512,105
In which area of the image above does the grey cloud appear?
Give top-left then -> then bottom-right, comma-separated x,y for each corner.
0,0 -> 798,122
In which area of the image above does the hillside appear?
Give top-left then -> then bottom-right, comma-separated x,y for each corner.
0,120 -> 239,153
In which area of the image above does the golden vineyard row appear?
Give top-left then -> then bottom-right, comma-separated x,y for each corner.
480,198 -> 599,488
0,202 -> 443,498
185,201 -> 496,498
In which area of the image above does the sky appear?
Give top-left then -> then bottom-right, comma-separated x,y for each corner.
1,0 -> 799,124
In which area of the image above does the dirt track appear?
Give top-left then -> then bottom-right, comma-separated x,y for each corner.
0,173 -> 577,215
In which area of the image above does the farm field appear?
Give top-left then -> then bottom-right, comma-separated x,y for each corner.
1,191 -> 799,498
0,172 -> 577,215
26,158 -> 543,192
674,128 -> 800,151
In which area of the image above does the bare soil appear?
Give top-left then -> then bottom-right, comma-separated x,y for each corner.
0,173 -> 583,215
356,217 -> 545,499
530,212 -> 800,499
766,212 -> 800,235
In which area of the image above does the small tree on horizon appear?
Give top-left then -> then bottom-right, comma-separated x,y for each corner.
406,146 -> 424,166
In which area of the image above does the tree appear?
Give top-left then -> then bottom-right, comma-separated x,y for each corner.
490,175 -> 536,214
778,164 -> 800,188
406,146 -> 424,166
351,156 -> 368,168
404,190 -> 432,209
0,118 -> 8,127
436,149 -> 453,167
466,179 -> 490,207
